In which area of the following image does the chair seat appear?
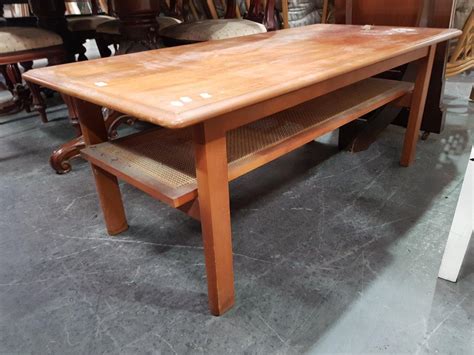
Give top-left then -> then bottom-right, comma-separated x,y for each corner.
96,17 -> 182,35
160,19 -> 267,43
67,15 -> 116,32
0,27 -> 63,54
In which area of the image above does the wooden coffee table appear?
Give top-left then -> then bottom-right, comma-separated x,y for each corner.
24,24 -> 460,315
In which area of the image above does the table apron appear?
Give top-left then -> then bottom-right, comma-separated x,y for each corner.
206,46 -> 429,135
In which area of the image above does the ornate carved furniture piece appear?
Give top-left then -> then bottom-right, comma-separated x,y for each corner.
0,26 -> 65,121
24,24 -> 460,315
108,0 -> 162,54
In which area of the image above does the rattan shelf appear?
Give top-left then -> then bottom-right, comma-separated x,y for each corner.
81,78 -> 413,207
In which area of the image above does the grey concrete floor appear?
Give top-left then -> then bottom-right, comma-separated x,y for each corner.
0,69 -> 473,353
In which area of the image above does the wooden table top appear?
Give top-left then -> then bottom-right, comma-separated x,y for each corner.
23,24 -> 460,128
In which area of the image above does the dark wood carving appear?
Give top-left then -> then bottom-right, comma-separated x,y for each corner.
28,0 -> 87,61
111,0 -> 161,54
49,97 -> 136,174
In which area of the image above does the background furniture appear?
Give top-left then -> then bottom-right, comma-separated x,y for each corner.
65,0 -> 115,60
446,9 -> 472,81
335,0 -> 456,150
159,0 -> 271,46
0,0 -> 36,28
108,0 -> 161,53
280,0 -> 329,29
438,146 -> 473,282
95,16 -> 181,56
26,0 -> 87,61
0,26 -> 65,121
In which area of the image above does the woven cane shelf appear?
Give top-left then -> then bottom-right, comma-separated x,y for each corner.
81,78 -> 413,207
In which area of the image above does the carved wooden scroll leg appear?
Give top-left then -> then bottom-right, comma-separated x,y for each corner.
49,135 -> 85,174
75,98 -> 128,235
400,45 -> 437,167
49,101 -> 138,174
48,94 -> 82,174
194,122 -> 235,316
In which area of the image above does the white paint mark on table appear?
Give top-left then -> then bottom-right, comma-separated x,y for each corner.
180,96 -> 193,103
171,101 -> 184,107
200,92 -> 212,99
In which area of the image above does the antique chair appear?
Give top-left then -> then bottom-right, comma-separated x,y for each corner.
159,0 -> 272,46
0,26 -> 65,122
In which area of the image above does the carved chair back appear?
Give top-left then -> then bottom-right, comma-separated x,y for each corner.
0,0 -> 31,18
64,0 -> 103,15
162,0 -> 277,30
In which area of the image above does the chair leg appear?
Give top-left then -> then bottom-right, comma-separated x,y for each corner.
27,81 -> 48,123
95,37 -> 113,58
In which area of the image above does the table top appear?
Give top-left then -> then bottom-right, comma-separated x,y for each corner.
23,24 -> 460,128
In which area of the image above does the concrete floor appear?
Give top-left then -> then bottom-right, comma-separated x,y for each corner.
0,66 -> 473,353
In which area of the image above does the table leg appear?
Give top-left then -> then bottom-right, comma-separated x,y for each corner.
400,45 -> 437,167
194,123 -> 235,316
74,98 -> 128,235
